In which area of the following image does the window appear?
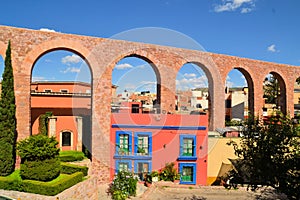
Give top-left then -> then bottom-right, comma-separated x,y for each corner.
182,138 -> 193,156
131,104 -> 139,113
119,134 -> 129,154
138,136 -> 148,155
178,135 -> 196,160
60,89 -> 68,93
135,162 -> 150,181
115,131 -> 132,156
62,131 -> 71,146
134,132 -> 152,156
115,160 -> 132,173
179,163 -> 196,184
44,89 -> 52,93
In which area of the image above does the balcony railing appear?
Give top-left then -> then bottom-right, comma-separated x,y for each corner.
31,91 -> 91,97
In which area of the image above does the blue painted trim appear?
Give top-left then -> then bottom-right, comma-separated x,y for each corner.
177,156 -> 197,161
179,134 -> 197,159
115,159 -> 132,174
114,155 -> 152,160
112,124 -> 206,130
179,163 -> 197,185
134,132 -> 152,157
115,131 -> 132,157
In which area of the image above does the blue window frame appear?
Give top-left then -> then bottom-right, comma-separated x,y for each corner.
115,131 -> 132,156
134,160 -> 152,181
134,132 -> 152,157
178,134 -> 197,161
115,160 -> 132,173
179,163 -> 197,185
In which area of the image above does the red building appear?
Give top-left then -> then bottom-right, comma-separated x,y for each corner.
111,102 -> 208,185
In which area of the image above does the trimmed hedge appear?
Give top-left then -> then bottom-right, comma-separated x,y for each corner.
59,151 -> 85,162
0,172 -> 84,196
20,158 -> 61,181
20,172 -> 84,196
0,176 -> 19,190
61,162 -> 88,176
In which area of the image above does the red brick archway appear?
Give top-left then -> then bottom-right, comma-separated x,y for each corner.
0,25 -> 299,183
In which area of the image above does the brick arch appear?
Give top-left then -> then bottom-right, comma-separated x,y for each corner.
22,39 -> 96,78
178,54 -> 224,130
263,71 -> 287,114
227,67 -> 255,118
19,39 -> 97,141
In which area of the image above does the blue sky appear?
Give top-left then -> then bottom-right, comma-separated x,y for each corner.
0,0 -> 299,93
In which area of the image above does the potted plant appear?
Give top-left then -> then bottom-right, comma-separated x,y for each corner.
137,147 -> 146,155
144,174 -> 152,187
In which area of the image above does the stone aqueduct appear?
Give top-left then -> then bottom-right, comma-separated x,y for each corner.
0,25 -> 299,182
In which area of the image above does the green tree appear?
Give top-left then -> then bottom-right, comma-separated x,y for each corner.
0,41 -> 17,176
38,111 -> 52,136
263,76 -> 279,105
228,114 -> 300,199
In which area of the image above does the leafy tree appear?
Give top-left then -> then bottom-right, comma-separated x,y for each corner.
228,114 -> 300,199
17,134 -> 60,181
0,41 -> 17,176
263,76 -> 279,105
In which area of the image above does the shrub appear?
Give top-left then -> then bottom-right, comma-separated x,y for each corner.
38,112 -> 52,136
17,134 -> 59,162
159,162 -> 180,182
20,172 -> 84,196
0,171 -> 84,196
59,150 -> 85,162
20,158 -> 60,181
61,162 -> 88,176
0,176 -> 19,190
108,171 -> 138,200
17,134 -> 60,181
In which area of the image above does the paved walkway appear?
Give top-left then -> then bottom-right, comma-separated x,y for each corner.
0,182 -> 288,200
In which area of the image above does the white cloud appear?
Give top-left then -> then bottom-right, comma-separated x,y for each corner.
39,28 -> 56,32
140,81 -> 156,85
214,0 -> 255,13
176,75 -> 208,90
183,73 -> 197,78
267,44 -> 279,53
60,67 -> 81,74
31,76 -> 46,82
115,63 -> 134,70
62,54 -> 82,65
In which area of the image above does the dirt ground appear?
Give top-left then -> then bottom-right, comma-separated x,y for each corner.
131,183 -> 288,200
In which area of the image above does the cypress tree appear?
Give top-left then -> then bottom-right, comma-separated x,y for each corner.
0,41 -> 17,176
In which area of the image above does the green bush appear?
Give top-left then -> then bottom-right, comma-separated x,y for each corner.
20,158 -> 61,181
59,150 -> 85,162
61,162 -> 88,176
108,171 -> 138,200
159,162 -> 180,182
0,176 -> 19,190
0,172 -> 84,196
17,134 -> 59,162
20,172 -> 83,196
